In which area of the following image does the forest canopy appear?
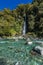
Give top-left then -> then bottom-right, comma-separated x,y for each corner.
0,0 -> 43,38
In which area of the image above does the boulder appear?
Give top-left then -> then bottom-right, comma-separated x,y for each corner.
31,46 -> 43,56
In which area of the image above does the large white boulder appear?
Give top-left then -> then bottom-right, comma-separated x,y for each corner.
35,46 -> 43,55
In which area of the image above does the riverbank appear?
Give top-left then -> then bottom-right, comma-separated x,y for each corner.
0,35 -> 43,41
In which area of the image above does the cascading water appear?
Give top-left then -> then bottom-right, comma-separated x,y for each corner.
22,8 -> 26,36
23,21 -> 26,35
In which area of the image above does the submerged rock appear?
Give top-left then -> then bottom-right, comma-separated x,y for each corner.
15,62 -> 19,65
15,61 -> 21,65
0,58 -> 7,65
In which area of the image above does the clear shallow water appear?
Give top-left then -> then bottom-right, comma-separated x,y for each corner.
0,39 -> 43,65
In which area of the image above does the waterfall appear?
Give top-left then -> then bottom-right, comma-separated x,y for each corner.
22,21 -> 26,35
22,10 -> 26,36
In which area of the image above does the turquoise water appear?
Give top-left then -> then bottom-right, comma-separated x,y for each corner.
0,39 -> 43,65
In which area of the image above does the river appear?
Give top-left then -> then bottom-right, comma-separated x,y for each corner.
0,39 -> 43,65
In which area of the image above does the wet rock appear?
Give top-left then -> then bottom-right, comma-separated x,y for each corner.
26,38 -> 33,45
31,46 -> 43,56
32,47 -> 41,55
28,42 -> 32,45
35,46 -> 43,56
30,50 -> 38,55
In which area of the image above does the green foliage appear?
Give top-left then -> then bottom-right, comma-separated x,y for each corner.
33,0 -> 43,3
0,1 -> 43,37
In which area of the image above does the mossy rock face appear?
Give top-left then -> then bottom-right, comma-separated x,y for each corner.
0,58 -> 7,65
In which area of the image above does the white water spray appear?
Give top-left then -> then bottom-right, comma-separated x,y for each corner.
23,21 -> 26,35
